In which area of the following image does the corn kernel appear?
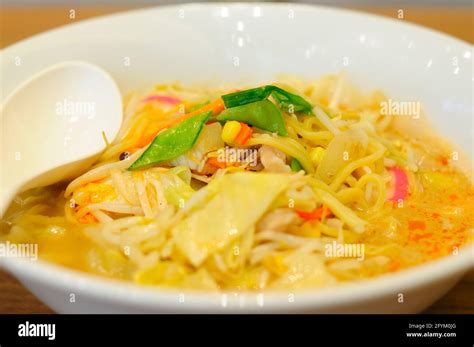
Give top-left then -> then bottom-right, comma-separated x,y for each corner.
221,121 -> 241,143
310,147 -> 326,166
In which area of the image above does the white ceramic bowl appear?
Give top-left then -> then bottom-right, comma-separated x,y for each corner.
1,3 -> 473,313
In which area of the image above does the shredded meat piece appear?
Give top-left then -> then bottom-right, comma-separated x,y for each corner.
258,145 -> 291,173
258,208 -> 298,232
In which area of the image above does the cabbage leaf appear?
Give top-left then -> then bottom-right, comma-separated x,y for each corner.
172,172 -> 290,266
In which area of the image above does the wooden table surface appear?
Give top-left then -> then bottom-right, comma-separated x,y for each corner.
0,5 -> 472,314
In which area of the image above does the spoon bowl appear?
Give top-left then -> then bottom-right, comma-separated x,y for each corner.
0,61 -> 122,215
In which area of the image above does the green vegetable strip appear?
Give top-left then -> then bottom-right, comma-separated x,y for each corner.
290,158 -> 304,172
128,111 -> 212,170
222,85 -> 313,114
271,89 -> 313,114
222,86 -> 272,108
217,100 -> 288,136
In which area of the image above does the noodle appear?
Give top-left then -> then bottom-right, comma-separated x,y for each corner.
313,105 -> 340,135
329,140 -> 386,191
65,148 -> 145,196
314,189 -> 367,233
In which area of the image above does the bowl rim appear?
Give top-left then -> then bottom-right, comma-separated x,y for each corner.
1,2 -> 473,312
1,245 -> 473,311
1,2 -> 472,54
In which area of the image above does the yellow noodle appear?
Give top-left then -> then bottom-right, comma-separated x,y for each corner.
314,188 -> 367,233
284,114 -> 334,142
329,140 -> 386,191
354,173 -> 387,212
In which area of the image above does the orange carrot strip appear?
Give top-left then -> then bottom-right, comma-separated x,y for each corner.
207,157 -> 227,169
234,123 -> 253,145
296,206 -> 331,220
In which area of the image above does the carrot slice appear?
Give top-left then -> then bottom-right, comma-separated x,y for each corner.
234,123 -> 253,145
207,157 -> 227,169
296,205 -> 331,220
